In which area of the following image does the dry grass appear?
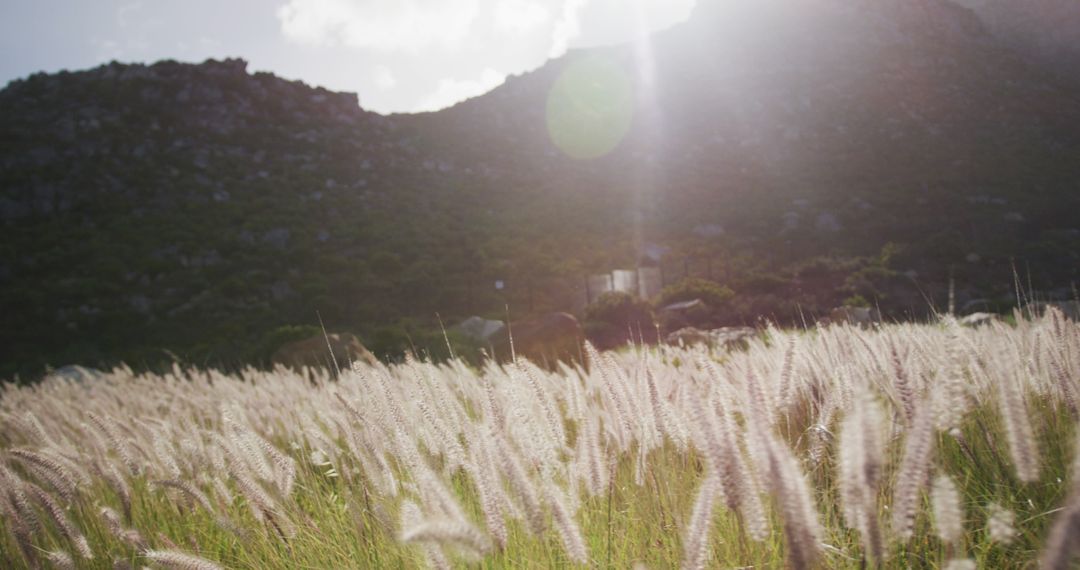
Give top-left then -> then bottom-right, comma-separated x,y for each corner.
1,308 -> 1078,568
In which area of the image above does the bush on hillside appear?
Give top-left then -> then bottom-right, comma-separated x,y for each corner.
584,292 -> 656,349
655,278 -> 735,309
654,278 -> 735,329
365,320 -> 485,365
256,324 -> 322,363
586,291 -> 655,329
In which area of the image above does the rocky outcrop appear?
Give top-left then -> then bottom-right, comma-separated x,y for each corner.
455,316 -> 505,342
45,365 -> 103,383
951,0 -> 1080,82
960,312 -> 999,327
271,333 -> 378,371
666,326 -> 757,351
825,307 -> 882,327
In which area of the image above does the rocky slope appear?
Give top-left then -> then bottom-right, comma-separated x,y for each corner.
951,0 -> 1080,83
0,58 -> 499,374
2,0 -> 1079,378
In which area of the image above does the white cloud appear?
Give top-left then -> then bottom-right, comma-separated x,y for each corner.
493,0 -> 551,35
273,0 -> 696,112
548,0 -> 587,57
277,0 -> 480,52
372,65 -> 396,89
573,0 -> 695,48
416,68 -> 506,112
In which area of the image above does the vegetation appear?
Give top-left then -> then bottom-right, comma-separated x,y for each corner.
4,10 -> 1080,379
2,310 -> 1079,568
653,278 -> 736,330
583,292 -> 656,348
655,278 -> 735,310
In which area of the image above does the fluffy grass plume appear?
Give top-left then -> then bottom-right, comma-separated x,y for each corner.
0,313 -> 1078,568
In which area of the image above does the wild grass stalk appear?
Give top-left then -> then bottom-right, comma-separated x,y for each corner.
0,313 -> 1075,568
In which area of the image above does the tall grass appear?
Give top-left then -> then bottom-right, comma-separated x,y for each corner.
1,309 -> 1078,568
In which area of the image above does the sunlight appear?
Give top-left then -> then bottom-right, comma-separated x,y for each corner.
631,0 -> 657,92
7,0 -> 1080,566
628,0 -> 660,263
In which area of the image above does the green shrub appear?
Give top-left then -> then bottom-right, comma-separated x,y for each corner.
736,273 -> 790,295
653,278 -> 736,329
655,278 -> 734,309
363,320 -> 485,364
585,291 -> 655,330
842,294 -> 871,308
367,326 -> 410,362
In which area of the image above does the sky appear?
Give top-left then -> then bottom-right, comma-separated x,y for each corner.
0,0 -> 696,114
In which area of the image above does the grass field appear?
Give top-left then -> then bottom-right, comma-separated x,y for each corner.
1,310 -> 1079,569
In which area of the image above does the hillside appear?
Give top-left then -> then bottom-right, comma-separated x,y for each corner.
2,0 -> 1080,378
410,0 -> 1080,265
952,0 -> 1080,83
0,58 -> 502,375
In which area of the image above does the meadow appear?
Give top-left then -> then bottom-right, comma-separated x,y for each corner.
1,309 -> 1079,569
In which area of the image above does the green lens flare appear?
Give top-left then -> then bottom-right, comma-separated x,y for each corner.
545,55 -> 634,160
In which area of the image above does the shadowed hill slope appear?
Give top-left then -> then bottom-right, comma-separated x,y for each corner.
2,0 -> 1079,378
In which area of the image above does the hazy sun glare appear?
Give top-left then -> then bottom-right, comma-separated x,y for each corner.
545,55 -> 635,159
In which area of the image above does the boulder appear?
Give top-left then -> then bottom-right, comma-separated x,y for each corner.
666,327 -> 713,347
271,333 -> 378,371
46,365 -> 103,383
960,312 -> 1000,327
455,316 -> 505,342
825,306 -> 881,327
660,299 -> 707,318
665,326 -> 757,351
658,298 -> 710,330
490,312 -> 583,367
712,326 -> 758,350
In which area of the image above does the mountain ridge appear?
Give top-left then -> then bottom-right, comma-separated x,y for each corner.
2,0 -> 1079,378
